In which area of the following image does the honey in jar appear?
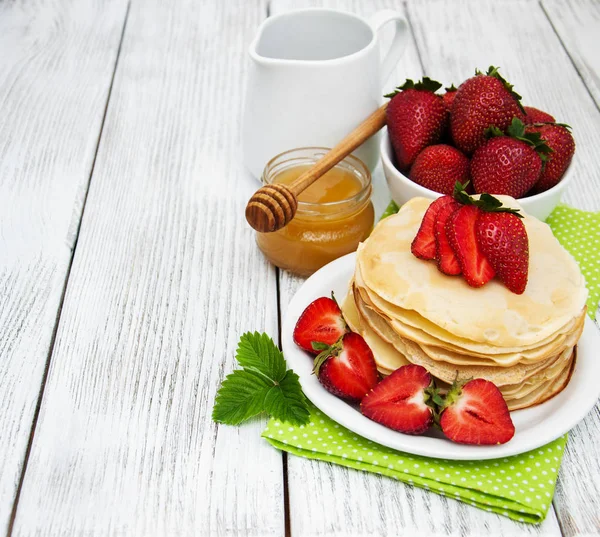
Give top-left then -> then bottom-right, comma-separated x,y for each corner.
256,148 -> 374,277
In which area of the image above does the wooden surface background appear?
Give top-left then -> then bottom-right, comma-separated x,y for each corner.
0,0 -> 599,536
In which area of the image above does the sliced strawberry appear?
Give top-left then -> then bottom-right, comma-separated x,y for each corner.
434,201 -> 461,275
439,378 -> 515,445
314,332 -> 378,402
361,364 -> 434,434
446,205 -> 495,287
293,296 -> 347,354
476,212 -> 529,294
411,196 -> 455,260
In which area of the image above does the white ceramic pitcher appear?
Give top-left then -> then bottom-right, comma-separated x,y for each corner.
242,8 -> 408,179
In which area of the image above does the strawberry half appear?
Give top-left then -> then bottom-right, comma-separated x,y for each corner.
439,378 -> 515,445
434,200 -> 462,275
293,296 -> 347,354
314,332 -> 378,402
476,211 -> 529,294
446,205 -> 495,287
361,364 -> 434,435
411,196 -> 455,260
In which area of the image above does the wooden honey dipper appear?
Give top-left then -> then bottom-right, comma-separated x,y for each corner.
245,104 -> 388,233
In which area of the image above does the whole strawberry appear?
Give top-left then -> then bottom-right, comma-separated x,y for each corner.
451,66 -> 525,154
524,106 -> 555,125
409,144 -> 469,195
477,210 -> 529,294
442,84 -> 457,113
439,378 -> 515,445
470,118 -> 551,198
526,124 -> 575,193
313,332 -> 378,402
386,77 -> 448,171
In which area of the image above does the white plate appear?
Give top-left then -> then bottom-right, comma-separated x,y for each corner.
282,252 -> 600,460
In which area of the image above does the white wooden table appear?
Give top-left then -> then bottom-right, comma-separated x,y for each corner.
1,0 -> 599,535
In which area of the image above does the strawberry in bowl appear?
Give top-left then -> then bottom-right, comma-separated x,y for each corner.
382,68 -> 575,222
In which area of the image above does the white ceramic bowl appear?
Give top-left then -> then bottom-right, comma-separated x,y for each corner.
381,134 -> 573,221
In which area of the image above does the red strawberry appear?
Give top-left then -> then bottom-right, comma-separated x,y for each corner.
294,296 -> 347,354
451,66 -> 525,154
526,124 -> 575,193
361,364 -> 434,434
439,378 -> 515,445
442,84 -> 457,113
470,118 -> 551,198
446,205 -> 495,287
477,211 -> 529,294
409,145 -> 470,195
435,201 -> 462,275
314,332 -> 378,402
411,196 -> 455,260
524,106 -> 555,125
386,77 -> 448,171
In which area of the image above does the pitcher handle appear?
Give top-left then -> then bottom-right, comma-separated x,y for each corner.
369,10 -> 409,85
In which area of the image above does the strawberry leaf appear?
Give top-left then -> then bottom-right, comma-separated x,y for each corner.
506,117 -> 554,159
263,371 -> 311,426
384,76 -> 442,98
484,124 -> 505,138
236,331 -> 286,381
453,182 -> 524,218
445,84 -> 457,92
213,332 -> 310,426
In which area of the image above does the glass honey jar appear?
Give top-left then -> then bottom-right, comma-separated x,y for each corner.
256,148 -> 375,277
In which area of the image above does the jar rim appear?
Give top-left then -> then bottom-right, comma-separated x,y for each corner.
261,147 -> 372,210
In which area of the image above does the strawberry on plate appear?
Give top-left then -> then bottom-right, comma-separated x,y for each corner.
313,332 -> 378,402
523,106 -> 555,125
470,118 -> 551,198
293,296 -> 347,354
477,211 -> 529,294
439,378 -> 515,445
361,364 -> 434,434
411,196 -> 455,260
451,66 -> 525,154
434,200 -> 462,275
526,123 -> 575,193
446,204 -> 495,287
385,77 -> 448,171
409,144 -> 470,195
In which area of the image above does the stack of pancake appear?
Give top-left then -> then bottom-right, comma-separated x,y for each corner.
342,197 -> 588,411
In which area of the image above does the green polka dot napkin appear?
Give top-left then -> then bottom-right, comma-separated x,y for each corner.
263,405 -> 566,524
262,202 -> 599,524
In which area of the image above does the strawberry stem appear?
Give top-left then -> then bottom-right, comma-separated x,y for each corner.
384,76 -> 443,98
453,182 -> 524,217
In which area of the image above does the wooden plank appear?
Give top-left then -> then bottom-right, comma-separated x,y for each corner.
0,0 -> 128,533
542,0 -> 600,110
272,1 -> 561,534
10,1 -> 285,536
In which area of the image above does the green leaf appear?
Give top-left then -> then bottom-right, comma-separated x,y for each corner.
212,370 -> 272,425
263,371 -> 310,426
213,332 -> 311,426
445,84 -> 457,92
384,76 -> 443,98
453,182 -> 523,218
236,331 -> 286,382
311,341 -> 330,352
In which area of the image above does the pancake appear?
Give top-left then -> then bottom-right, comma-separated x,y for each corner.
356,263 -> 584,363
354,291 -> 577,388
358,197 -> 588,347
356,277 -> 585,366
341,288 -> 410,373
